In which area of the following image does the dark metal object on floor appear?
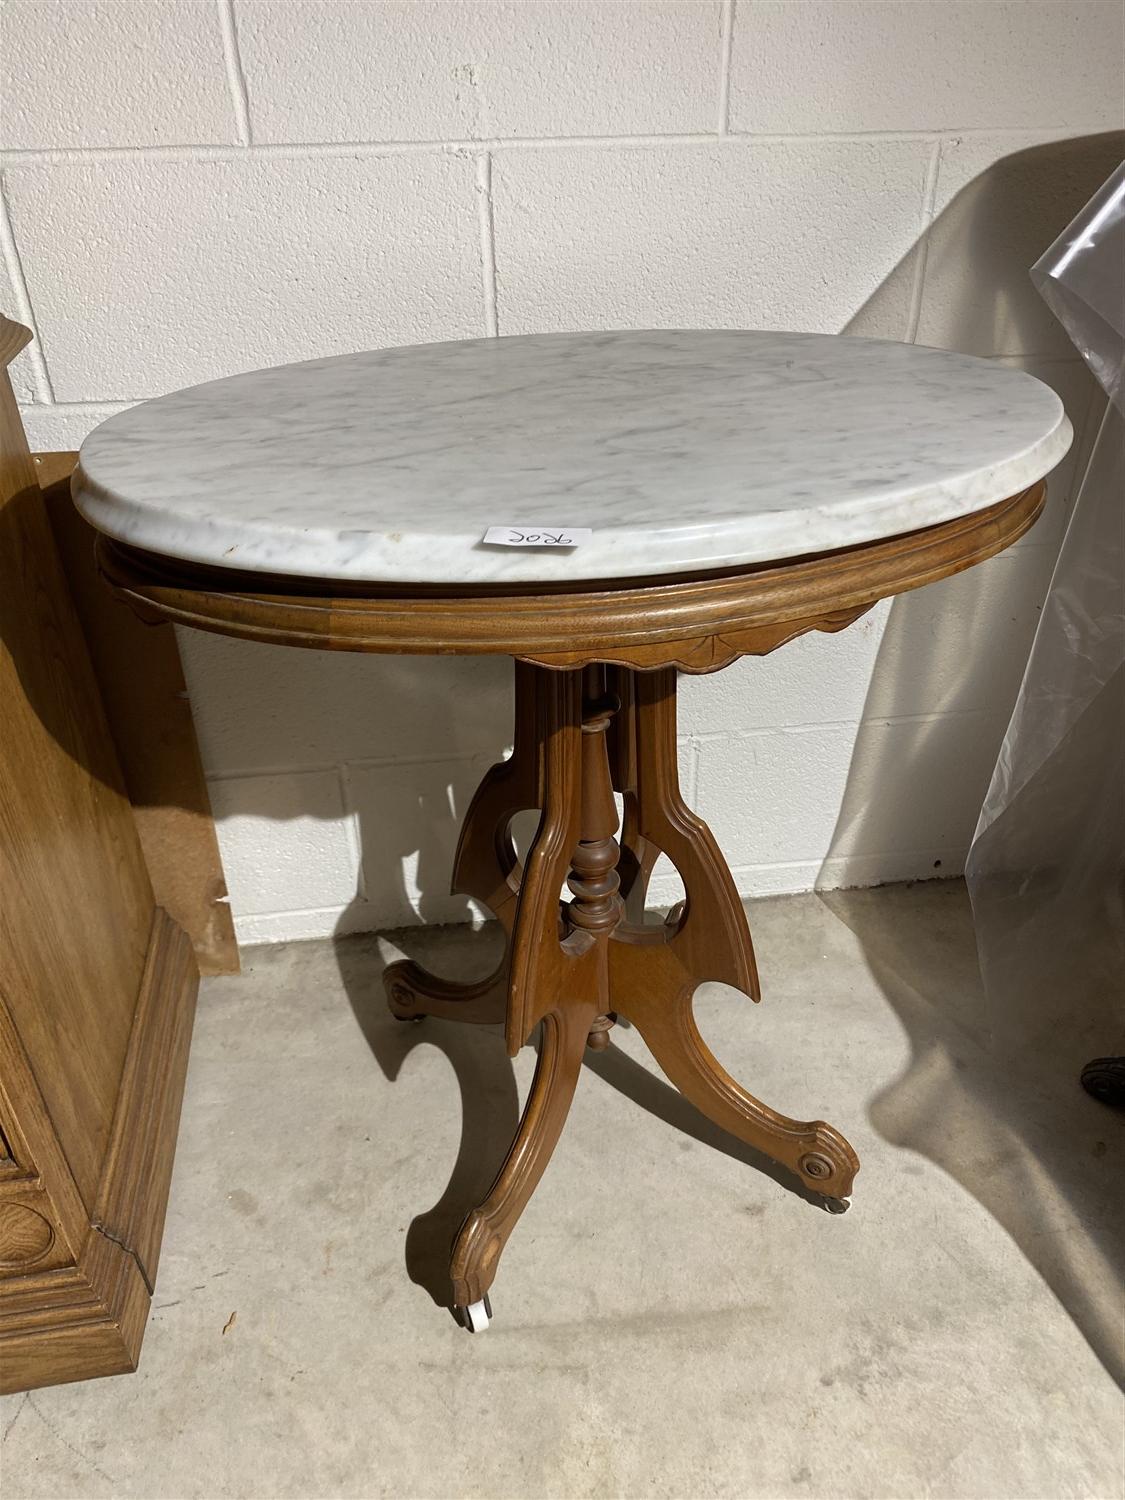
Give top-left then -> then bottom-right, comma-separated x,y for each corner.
1080,1057 -> 1125,1108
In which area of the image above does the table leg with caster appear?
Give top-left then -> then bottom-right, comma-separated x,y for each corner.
615,961 -> 858,1202
451,668 -> 605,1326
383,959 -> 508,1026
450,1001 -> 596,1326
609,666 -> 859,1205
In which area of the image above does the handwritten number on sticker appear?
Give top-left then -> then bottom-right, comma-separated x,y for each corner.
511,529 -> 563,545
482,526 -> 592,548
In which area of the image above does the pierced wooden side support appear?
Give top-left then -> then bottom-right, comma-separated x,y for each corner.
382,659 -> 859,1313
383,661 -> 539,1028
450,659 -> 541,932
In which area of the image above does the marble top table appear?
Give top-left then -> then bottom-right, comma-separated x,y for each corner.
75,329 -> 1071,1336
73,330 -> 1070,584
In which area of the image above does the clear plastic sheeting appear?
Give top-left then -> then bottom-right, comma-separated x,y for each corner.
967,163 -> 1125,1078
1030,164 -> 1125,414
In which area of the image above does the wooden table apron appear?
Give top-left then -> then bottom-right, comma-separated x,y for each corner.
98,482 -> 1043,1312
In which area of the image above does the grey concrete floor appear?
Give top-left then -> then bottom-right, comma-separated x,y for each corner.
2,883 -> 1122,1500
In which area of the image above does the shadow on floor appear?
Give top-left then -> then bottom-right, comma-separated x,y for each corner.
331,915 -> 825,1314
334,882 -> 1123,1384
818,130 -> 1125,1388
332,923 -> 513,1315
819,880 -> 1125,1388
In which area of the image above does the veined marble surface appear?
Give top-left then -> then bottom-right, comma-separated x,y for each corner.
73,330 -> 1071,584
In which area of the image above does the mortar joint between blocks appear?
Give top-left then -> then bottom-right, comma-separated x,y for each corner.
217,0 -> 253,148
475,150 -> 499,337
718,0 -> 736,137
906,138 -> 944,344
5,123 -> 1114,171
338,764 -> 369,903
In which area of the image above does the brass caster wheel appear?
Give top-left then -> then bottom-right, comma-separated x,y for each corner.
822,1195 -> 851,1215
458,1294 -> 492,1333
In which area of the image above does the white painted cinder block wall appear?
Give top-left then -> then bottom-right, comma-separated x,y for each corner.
2,2 -> 1121,943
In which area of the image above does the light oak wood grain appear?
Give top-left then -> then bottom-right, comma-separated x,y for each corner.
0,314 -> 198,1392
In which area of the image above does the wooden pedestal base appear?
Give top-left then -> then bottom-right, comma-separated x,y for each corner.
383,663 -> 859,1313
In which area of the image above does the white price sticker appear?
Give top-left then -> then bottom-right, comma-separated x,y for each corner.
482,526 -> 592,549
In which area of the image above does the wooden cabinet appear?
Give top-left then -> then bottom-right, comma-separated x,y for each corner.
0,316 -> 199,1393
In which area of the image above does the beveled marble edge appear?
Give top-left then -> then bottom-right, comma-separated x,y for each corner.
73,413 -> 1071,585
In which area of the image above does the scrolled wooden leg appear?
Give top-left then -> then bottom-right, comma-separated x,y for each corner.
451,666 -> 628,1313
383,959 -> 507,1026
449,669 -> 587,1311
609,665 -> 859,1201
450,1000 -> 596,1308
615,947 -> 859,1198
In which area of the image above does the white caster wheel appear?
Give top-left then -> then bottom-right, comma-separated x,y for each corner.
822,1194 -> 851,1215
460,1295 -> 492,1332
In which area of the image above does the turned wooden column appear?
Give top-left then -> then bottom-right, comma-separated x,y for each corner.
567,666 -> 624,1050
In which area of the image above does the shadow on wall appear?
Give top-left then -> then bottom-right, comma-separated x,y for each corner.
178,638 -> 517,933
823,131 -> 1125,1385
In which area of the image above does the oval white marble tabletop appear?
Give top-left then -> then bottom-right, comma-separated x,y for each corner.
73,330 -> 1071,586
